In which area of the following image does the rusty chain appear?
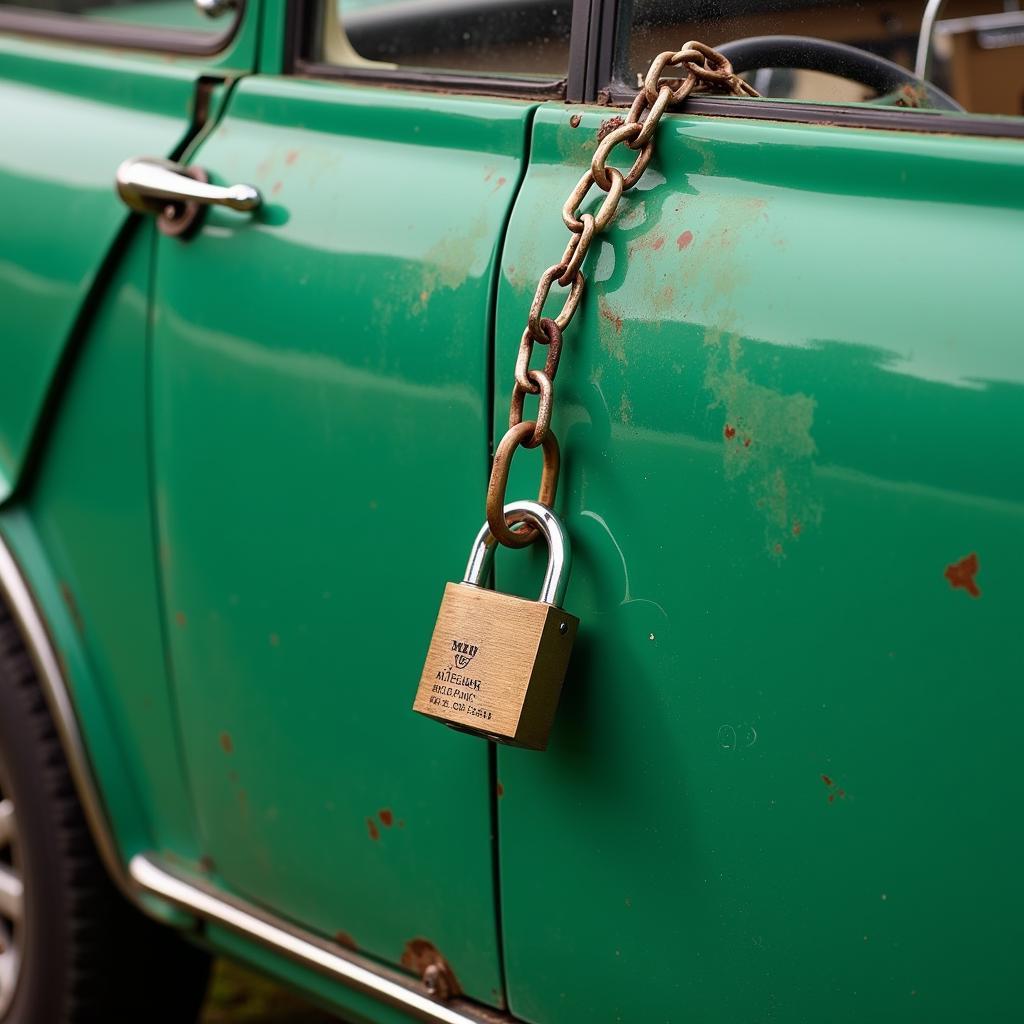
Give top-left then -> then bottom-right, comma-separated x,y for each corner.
487,41 -> 759,548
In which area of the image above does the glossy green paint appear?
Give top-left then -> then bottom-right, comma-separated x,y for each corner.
148,75 -> 535,1007
494,104 -> 1024,1022
0,503 -> 154,854
0,7 -> 259,504
257,0 -> 289,74
11,225 -> 204,861
3,4 -> 1023,1018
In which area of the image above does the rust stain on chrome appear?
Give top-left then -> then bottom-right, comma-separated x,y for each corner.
401,938 -> 461,999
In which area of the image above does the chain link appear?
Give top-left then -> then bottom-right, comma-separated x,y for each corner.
487,41 -> 759,546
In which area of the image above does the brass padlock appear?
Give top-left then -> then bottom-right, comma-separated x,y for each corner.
413,500 -> 578,751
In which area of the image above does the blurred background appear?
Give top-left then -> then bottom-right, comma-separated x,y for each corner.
200,961 -> 340,1024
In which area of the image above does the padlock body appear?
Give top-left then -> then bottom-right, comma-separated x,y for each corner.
413,582 -> 578,750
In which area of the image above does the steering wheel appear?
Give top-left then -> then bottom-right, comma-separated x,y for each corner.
716,35 -> 964,112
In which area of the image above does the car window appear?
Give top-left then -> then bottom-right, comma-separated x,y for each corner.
312,0 -> 572,78
615,0 -> 1024,118
0,0 -> 235,38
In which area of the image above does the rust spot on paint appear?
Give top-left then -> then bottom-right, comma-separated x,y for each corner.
199,854 -> 216,873
334,931 -> 358,951
652,236 -> 665,251
724,424 -> 736,440
773,543 -> 783,555
677,230 -> 694,249
379,809 -> 394,827
792,519 -> 802,536
271,181 -> 282,195
269,633 -> 280,647
175,610 -> 187,628
492,176 -> 507,192
401,939 -> 461,997
744,438 -> 752,448
822,774 -> 848,803
597,115 -> 625,140
599,297 -> 623,334
944,552 -> 980,598
219,732 -> 234,755
60,582 -> 84,635
569,113 -> 581,128
285,149 -> 299,165
496,782 -> 504,798
367,818 -> 380,841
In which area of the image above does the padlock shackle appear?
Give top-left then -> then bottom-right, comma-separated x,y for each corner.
464,500 -> 571,607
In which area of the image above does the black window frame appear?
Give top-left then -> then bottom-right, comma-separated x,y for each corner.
0,0 -> 245,55
289,0 -> 1024,138
287,0 -> 578,101
599,0 -> 1024,138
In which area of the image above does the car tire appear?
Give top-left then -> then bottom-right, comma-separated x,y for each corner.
0,600 -> 211,1024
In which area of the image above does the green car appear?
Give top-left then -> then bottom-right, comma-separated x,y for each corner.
1,1 -> 1021,1021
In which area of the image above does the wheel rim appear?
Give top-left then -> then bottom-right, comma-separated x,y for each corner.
0,771 -> 23,1018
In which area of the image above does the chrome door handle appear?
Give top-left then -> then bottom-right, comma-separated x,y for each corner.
115,156 -> 261,236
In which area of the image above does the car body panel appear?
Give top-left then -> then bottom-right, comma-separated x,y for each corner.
1,3 -> 1023,1021
147,75 -> 534,1005
0,9 -> 258,505
0,227 -> 203,868
493,103 -> 1024,1022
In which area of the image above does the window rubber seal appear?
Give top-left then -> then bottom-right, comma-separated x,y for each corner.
286,0 -> 567,102
602,85 -> 1024,140
596,0 -> 1024,141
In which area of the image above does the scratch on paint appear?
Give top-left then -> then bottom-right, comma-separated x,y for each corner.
597,295 -> 628,376
580,509 -> 667,618
704,329 -> 820,557
413,212 -> 492,315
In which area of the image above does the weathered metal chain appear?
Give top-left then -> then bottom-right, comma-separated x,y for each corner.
487,41 -> 759,548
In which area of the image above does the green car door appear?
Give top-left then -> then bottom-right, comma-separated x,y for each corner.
492,4 -> 1024,1023
5,0 -> 1022,1021
140,1 -> 571,1006
0,0 -> 257,503
0,0 -> 259,876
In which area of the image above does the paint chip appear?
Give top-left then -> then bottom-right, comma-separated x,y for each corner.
944,552 -> 980,598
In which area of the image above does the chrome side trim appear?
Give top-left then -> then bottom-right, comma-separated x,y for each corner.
0,532 -> 136,905
130,854 -> 510,1024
